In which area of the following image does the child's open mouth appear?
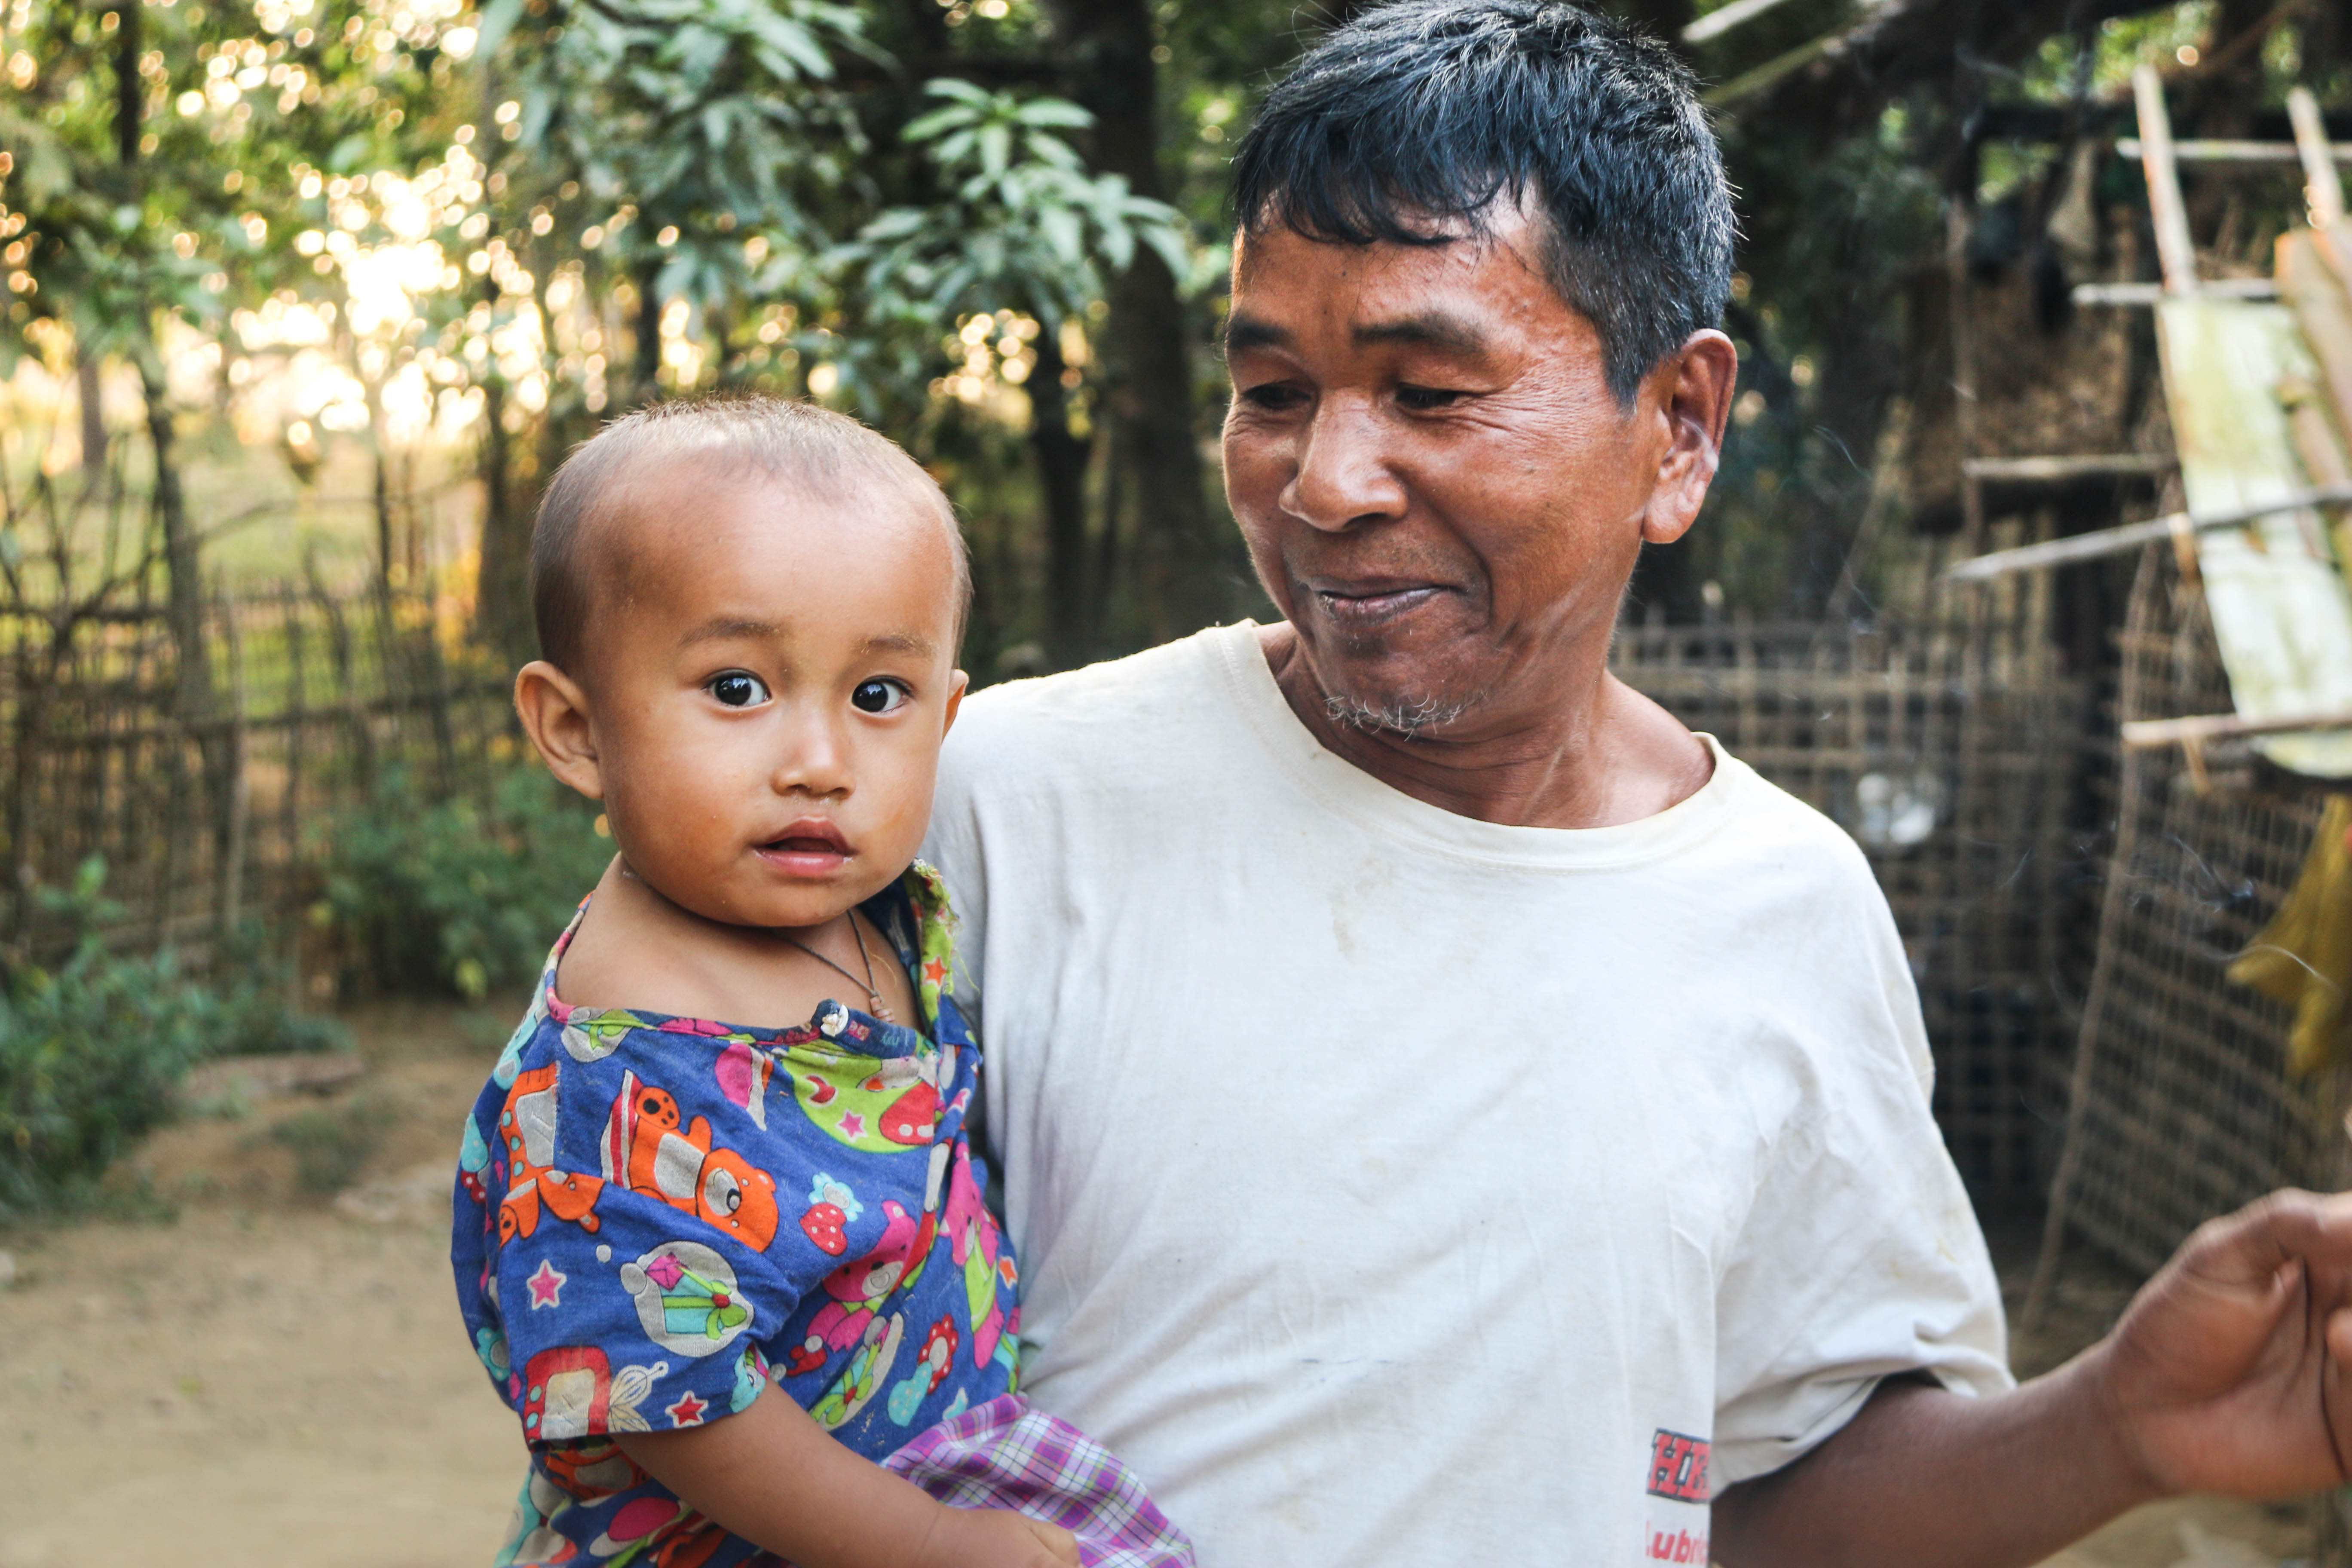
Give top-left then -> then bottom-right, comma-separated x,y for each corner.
755,821 -> 851,877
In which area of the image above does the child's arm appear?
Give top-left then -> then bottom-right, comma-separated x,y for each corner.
615,1385 -> 1080,1568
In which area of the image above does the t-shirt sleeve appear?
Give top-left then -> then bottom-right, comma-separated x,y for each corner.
489,1056 -> 842,1445
1709,866 -> 2014,1489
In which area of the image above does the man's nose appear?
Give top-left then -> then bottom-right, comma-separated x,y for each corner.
1280,398 -> 1407,533
771,705 -> 854,799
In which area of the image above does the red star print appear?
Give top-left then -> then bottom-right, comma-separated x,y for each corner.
665,1390 -> 710,1428
525,1259 -> 567,1309
922,959 -> 947,985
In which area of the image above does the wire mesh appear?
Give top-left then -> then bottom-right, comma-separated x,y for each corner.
2052,548 -> 2337,1277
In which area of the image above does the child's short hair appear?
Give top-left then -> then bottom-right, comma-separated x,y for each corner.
529,393 -> 971,675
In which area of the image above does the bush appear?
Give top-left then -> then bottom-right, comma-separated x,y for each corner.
0,860 -> 346,1221
264,1098 -> 385,1197
320,762 -> 611,1001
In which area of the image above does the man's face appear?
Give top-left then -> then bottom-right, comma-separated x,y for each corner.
1221,209 -> 1707,736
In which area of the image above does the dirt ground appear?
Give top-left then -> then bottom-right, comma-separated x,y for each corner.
0,1000 -> 2325,1567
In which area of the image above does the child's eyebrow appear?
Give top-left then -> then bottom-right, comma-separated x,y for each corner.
677,619 -> 936,659
863,632 -> 936,658
680,616 -> 786,647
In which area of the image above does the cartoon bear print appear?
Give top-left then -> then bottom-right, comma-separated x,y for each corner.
600,1069 -> 781,1251
786,1200 -> 936,1376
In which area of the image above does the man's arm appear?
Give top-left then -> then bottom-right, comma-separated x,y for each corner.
1712,1191 -> 2352,1568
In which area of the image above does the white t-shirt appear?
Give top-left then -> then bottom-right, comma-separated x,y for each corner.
922,623 -> 2010,1568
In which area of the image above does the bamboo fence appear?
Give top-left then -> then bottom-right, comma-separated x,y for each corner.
1,580 -> 518,970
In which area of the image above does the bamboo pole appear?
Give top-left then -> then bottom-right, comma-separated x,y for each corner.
2290,86 -> 2348,232
1943,482 -> 2352,580
2117,137 -> 2352,165
2119,706 -> 2352,748
2135,67 -> 2200,297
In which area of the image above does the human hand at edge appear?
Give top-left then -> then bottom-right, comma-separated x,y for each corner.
911,1506 -> 1081,1568
2093,1187 -> 2352,1499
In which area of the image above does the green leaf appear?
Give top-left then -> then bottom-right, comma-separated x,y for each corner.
902,105 -> 978,143
1014,99 -> 1093,130
1039,207 -> 1082,268
921,77 -> 996,108
977,123 -> 1012,179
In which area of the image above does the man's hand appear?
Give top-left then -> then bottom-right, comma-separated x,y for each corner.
1715,1190 -> 2352,1568
2095,1187 -> 2352,1498
914,1506 -> 1082,1568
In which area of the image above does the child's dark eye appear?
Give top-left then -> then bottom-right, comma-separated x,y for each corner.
851,678 -> 910,715
708,671 -> 771,708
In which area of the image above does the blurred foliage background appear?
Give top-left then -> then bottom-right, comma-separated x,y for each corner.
8,0 -> 2348,654
2,0 -> 2349,1213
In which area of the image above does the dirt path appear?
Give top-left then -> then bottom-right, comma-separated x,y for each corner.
0,1000 -> 523,1568
0,1002 -> 2321,1566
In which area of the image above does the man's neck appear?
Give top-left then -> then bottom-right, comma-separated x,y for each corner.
1256,623 -> 1713,831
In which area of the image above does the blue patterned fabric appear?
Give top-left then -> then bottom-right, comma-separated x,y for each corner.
450,864 -> 1018,1565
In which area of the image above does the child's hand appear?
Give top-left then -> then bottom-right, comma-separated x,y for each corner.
913,1506 -> 1082,1568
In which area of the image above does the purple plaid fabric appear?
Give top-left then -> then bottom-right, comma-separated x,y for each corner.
882,1395 -> 1195,1567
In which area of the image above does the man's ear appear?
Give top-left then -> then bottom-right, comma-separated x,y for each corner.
514,660 -> 605,800
1641,329 -> 1738,547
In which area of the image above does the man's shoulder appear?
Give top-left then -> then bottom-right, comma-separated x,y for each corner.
1696,747 -> 1886,904
946,626 -> 1242,772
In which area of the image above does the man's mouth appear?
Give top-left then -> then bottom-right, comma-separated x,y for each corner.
1307,580 -> 1447,629
754,819 -> 852,877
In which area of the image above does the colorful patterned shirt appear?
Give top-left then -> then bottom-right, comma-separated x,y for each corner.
451,864 -> 1019,1565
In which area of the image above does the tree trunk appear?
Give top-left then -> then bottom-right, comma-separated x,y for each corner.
115,0 -> 141,165
117,6 -> 210,723
142,368 -> 211,723
374,445 -> 396,586
634,257 -> 665,407
474,371 -> 536,664
1038,0 -> 1222,645
1027,328 -> 1093,667
77,354 -> 105,482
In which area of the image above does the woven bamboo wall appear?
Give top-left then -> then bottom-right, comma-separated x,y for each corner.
1614,598 -> 2093,1208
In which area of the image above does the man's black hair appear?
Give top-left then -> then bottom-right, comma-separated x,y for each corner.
1230,0 -> 1734,406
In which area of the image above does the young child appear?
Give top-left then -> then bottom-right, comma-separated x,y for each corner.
450,395 -> 1192,1568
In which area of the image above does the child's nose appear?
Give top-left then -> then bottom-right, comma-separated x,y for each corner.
770,709 -> 854,797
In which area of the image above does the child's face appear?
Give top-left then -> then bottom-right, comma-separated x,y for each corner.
536,464 -> 966,931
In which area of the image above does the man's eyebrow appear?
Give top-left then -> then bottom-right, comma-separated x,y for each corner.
1352,311 -> 1489,356
1223,314 -> 1290,356
1223,311 -> 1494,358
680,616 -> 785,647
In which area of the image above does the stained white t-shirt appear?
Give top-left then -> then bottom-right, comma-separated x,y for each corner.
922,622 -> 2009,1568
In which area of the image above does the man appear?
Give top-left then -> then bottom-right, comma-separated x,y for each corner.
923,4 -> 2352,1564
